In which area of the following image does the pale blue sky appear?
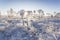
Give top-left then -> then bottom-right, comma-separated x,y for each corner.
0,0 -> 60,13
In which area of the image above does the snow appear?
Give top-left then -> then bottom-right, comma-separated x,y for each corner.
0,17 -> 60,40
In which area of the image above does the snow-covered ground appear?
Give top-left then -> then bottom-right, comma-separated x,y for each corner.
0,17 -> 60,40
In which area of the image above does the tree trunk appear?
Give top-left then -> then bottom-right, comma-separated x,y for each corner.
22,16 -> 24,26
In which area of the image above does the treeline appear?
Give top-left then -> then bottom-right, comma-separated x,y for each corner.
0,8 -> 60,18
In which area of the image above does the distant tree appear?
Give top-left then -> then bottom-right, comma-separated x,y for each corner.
27,11 -> 32,15
27,11 -> 32,26
51,15 -> 53,18
10,8 -> 13,14
33,10 -> 36,18
0,11 -> 1,17
53,12 -> 57,17
37,9 -> 44,19
33,10 -> 36,13
7,8 -> 14,18
54,12 -> 56,15
55,12 -> 60,18
20,9 -> 25,26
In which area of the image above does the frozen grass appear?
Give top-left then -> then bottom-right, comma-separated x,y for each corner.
0,17 -> 60,40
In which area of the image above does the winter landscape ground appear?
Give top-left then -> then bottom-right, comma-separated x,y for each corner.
0,16 -> 60,40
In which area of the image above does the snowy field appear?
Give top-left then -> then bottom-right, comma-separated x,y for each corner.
0,17 -> 60,40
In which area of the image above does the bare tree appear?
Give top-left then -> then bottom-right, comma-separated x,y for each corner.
55,12 -> 60,18
37,9 -> 44,19
7,8 -> 14,18
53,12 -> 57,17
19,9 -> 25,26
0,11 -> 1,17
27,11 -> 32,26
27,11 -> 32,15
10,8 -> 13,14
33,10 -> 36,13
33,10 -> 36,18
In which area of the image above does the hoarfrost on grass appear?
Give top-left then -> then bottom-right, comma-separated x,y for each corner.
0,18 -> 60,40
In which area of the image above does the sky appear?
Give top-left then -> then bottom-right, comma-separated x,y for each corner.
0,0 -> 60,14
